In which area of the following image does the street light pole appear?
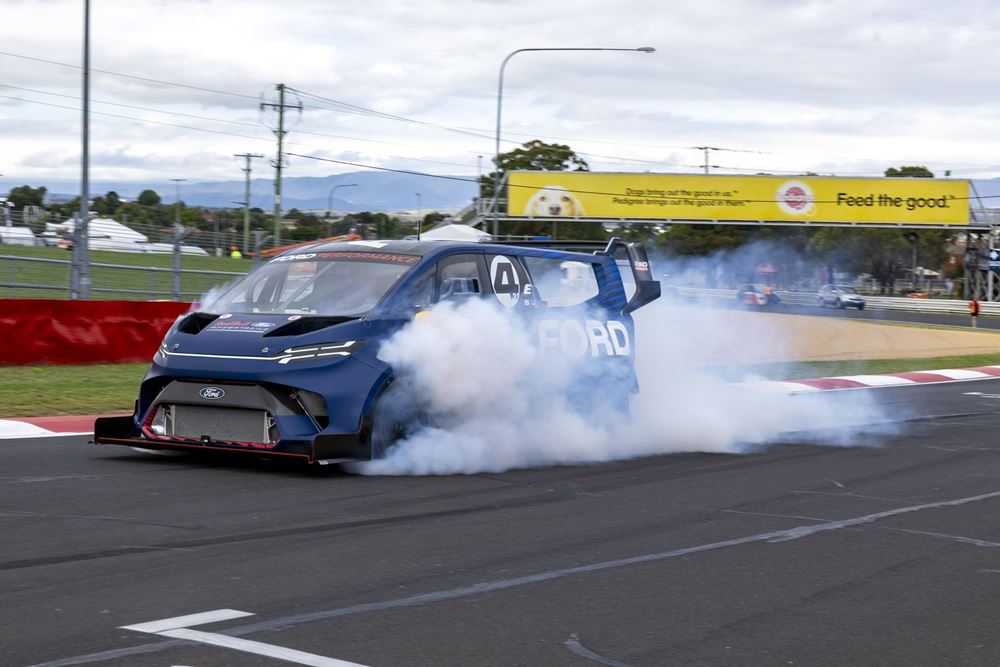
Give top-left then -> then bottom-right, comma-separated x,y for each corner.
416,192 -> 422,241
491,46 -> 655,237
326,183 -> 358,236
169,178 -> 186,299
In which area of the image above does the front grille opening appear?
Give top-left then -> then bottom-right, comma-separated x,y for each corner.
294,389 -> 329,429
147,403 -> 275,445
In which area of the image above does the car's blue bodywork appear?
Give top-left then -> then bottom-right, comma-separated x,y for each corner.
94,237 -> 659,463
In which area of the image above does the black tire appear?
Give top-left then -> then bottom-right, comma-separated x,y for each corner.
858,303 -> 865,310
836,299 -> 845,309
369,380 -> 428,459
818,298 -> 825,308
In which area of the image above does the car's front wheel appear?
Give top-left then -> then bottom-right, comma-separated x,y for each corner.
369,380 -> 429,459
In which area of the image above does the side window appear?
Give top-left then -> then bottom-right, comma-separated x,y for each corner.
436,255 -> 483,302
522,256 -> 600,307
389,267 -> 435,313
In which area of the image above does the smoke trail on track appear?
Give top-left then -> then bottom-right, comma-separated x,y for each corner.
356,293 -> 890,476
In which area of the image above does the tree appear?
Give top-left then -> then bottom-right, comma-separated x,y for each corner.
6,185 -> 47,208
885,165 -> 934,178
137,189 -> 161,206
480,139 -> 589,199
478,139 -> 601,240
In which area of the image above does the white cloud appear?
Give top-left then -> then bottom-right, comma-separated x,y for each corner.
3,0 -> 1000,184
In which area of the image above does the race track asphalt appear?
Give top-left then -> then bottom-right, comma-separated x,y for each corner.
5,378 -> 1000,666
730,298 -> 996,329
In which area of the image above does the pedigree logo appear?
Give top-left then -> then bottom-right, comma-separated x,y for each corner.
776,180 -> 816,216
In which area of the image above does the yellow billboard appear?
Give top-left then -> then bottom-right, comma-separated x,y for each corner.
506,172 -> 970,225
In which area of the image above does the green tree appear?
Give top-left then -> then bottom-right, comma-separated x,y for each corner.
137,189 -> 161,206
885,165 -> 934,178
480,139 -> 600,240
6,185 -> 47,208
481,139 -> 589,199
805,165 -> 950,291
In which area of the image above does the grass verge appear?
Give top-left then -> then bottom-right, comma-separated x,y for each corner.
4,352 -> 1000,418
1,363 -> 147,417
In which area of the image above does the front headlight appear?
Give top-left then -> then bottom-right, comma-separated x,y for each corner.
273,340 -> 362,364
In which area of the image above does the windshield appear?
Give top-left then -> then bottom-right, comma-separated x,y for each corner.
837,286 -> 857,294
206,251 -> 419,316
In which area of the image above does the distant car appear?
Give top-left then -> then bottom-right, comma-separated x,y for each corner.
818,284 -> 865,310
736,284 -> 779,307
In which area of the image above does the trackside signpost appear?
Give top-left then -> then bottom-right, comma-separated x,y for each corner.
505,172 -> 974,229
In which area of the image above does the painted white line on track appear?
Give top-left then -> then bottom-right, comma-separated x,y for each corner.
0,431 -> 92,440
121,609 -> 253,633
159,628 -> 367,667
122,608 -> 367,667
831,374 -> 915,386
926,369 -> 991,380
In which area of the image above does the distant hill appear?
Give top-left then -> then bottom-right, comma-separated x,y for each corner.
2,170 -> 479,213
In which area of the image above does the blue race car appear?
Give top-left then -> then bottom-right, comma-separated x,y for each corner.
94,237 -> 659,464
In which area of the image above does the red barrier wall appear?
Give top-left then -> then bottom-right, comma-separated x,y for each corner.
0,300 -> 191,365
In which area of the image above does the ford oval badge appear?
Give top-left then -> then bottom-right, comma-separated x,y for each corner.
199,386 -> 225,400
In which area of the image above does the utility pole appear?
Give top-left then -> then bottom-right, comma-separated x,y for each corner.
234,152 -> 264,254
260,83 -> 302,248
692,146 -> 717,174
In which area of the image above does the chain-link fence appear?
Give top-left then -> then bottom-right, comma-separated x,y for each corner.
0,253 -> 246,300
0,209 -> 282,256
0,211 -> 266,300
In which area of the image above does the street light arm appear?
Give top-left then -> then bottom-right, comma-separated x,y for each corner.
327,183 -> 359,215
490,46 -> 654,237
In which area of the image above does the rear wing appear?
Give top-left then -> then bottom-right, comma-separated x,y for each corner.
598,238 -> 661,313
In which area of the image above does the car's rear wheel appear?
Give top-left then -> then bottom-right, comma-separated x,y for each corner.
858,303 -> 865,310
836,298 -> 845,309
817,297 -> 825,307
370,381 -> 428,459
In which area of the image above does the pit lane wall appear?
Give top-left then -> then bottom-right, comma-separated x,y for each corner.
0,299 -> 189,365
507,172 -> 970,225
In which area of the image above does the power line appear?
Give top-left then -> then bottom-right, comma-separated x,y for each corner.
0,50 -> 257,101
0,93 -> 482,172
5,47 -> 999,177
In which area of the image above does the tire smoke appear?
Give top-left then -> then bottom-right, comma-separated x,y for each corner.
356,296 -> 890,476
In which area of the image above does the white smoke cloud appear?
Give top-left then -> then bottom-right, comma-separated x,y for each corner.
355,291 -> 891,476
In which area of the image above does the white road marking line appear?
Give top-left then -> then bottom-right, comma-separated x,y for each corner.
158,628 -> 367,667
122,609 -> 367,667
564,633 -> 633,667
889,528 -> 1000,549
926,369 -> 991,380
121,609 -> 253,633
831,374 -> 916,386
0,431 -> 92,440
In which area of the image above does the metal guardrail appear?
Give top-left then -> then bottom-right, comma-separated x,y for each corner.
677,287 -> 1000,316
1,254 -> 246,300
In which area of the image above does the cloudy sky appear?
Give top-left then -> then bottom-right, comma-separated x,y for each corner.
3,0 -> 1000,188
